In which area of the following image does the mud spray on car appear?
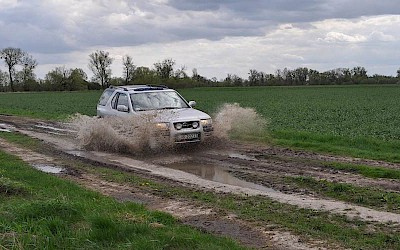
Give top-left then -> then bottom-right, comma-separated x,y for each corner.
69,103 -> 267,155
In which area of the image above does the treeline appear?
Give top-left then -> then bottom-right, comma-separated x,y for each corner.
1,47 -> 400,92
237,66 -> 400,86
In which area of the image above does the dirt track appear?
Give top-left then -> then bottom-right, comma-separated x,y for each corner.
1,114 -> 400,249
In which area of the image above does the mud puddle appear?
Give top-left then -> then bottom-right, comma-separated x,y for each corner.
0,123 -> 14,133
163,161 -> 276,193
34,124 -> 74,135
31,163 -> 64,174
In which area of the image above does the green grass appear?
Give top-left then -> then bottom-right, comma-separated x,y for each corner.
0,150 -> 246,249
325,162 -> 400,179
0,131 -> 43,150
0,91 -> 100,120
0,177 -> 31,196
2,85 -> 400,161
272,130 -> 400,162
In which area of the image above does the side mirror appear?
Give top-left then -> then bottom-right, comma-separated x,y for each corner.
117,105 -> 129,112
188,101 -> 196,107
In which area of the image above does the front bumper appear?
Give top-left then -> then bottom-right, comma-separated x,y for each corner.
154,122 -> 213,144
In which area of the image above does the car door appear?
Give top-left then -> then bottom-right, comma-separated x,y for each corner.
109,92 -> 132,117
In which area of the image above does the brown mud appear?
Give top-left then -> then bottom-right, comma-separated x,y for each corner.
1,114 -> 400,249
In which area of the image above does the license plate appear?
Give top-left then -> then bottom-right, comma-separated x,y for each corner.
177,133 -> 200,141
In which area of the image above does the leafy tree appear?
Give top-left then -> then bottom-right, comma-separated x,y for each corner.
68,68 -> 88,90
0,47 -> 25,91
308,69 -> 321,85
44,66 -> 69,90
109,77 -> 124,86
88,50 -> 113,89
224,74 -> 244,86
132,66 -> 158,85
122,55 -> 136,84
154,58 -> 175,79
351,66 -> 367,78
397,68 -> 400,78
44,67 -> 88,91
293,67 -> 309,85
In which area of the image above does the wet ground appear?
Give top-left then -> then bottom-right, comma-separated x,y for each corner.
1,114 -> 400,249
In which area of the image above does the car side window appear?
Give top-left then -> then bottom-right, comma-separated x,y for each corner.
111,92 -> 129,112
98,89 -> 114,106
117,93 -> 129,109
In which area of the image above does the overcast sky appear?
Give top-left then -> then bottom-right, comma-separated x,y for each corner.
1,0 -> 399,80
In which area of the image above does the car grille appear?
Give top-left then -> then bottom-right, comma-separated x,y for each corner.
173,121 -> 198,130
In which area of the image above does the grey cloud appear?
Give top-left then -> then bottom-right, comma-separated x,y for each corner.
0,1 -> 74,53
168,0 -> 400,21
1,0 -> 400,58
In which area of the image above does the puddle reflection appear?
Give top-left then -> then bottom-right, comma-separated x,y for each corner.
164,162 -> 276,193
32,164 -> 64,174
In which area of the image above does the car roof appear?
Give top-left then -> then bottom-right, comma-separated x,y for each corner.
109,85 -> 170,92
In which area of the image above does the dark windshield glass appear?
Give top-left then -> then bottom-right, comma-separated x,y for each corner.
130,91 -> 189,111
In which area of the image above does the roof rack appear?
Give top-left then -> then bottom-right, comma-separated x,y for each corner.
110,85 -> 169,91
148,84 -> 169,89
134,86 -> 165,92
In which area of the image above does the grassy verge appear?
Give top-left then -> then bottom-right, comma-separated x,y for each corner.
287,176 -> 400,212
324,162 -> 400,180
0,151 -> 245,249
0,131 -> 43,150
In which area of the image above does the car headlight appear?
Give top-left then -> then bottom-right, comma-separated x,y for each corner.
155,122 -> 169,130
200,119 -> 212,126
174,122 -> 183,130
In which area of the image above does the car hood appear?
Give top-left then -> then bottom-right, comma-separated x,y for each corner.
139,108 -> 211,123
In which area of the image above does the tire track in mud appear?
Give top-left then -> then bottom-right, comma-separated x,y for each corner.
197,151 -> 400,194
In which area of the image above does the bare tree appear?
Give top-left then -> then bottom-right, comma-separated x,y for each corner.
0,47 -> 25,92
20,54 -> 38,83
122,55 -> 136,84
174,65 -> 187,79
88,50 -> 113,89
154,58 -> 175,79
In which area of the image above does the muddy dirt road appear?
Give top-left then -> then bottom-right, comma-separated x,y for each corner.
1,114 -> 399,249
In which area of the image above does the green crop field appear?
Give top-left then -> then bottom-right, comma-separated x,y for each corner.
1,84 -> 400,161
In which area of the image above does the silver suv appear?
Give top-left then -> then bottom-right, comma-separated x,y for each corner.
97,85 -> 213,143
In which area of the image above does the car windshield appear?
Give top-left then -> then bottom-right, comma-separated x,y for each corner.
130,91 -> 190,111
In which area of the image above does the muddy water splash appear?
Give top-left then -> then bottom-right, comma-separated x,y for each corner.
70,103 -> 267,154
69,114 -> 170,154
213,103 -> 267,139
